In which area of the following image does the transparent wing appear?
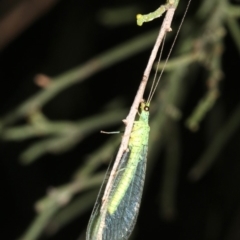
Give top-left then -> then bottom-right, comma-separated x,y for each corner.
87,145 -> 148,240
102,145 -> 148,240
86,150 -> 130,240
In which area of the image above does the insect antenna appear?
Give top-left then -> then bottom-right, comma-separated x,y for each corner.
146,33 -> 166,104
147,0 -> 192,104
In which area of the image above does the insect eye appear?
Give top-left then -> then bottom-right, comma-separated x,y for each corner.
144,106 -> 150,111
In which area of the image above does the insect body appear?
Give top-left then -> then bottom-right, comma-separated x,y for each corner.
87,102 -> 150,240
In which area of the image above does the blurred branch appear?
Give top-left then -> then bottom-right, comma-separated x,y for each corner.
35,173 -> 105,212
154,63 -> 189,221
152,0 -> 229,220
160,118 -> 180,221
188,102 -> 240,181
185,41 -> 223,130
73,135 -> 120,178
1,107 -> 127,163
0,0 -> 59,50
18,133 -> 121,239
226,15 -> 240,55
186,2 -> 226,131
226,5 -> 240,18
196,0 -> 217,20
154,52 -> 200,71
45,190 -> 98,235
2,109 -> 126,141
146,58 -> 190,221
185,89 -> 220,131
0,28 -> 158,128
19,173 -> 105,240
16,112 -> 122,240
18,203 -> 59,240
0,0 -> 21,17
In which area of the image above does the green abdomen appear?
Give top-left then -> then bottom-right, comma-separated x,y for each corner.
107,121 -> 149,214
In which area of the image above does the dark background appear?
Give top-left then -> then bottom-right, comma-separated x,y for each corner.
1,0 -> 240,240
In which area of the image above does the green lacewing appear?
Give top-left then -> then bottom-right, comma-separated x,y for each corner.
86,0 -> 188,239
86,102 -> 150,240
